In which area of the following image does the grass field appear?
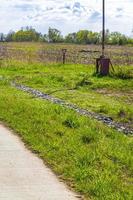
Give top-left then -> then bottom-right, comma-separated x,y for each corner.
1,59 -> 133,126
0,43 -> 133,199
1,42 -> 133,65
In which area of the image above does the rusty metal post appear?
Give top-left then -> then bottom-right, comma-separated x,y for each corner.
96,57 -> 112,75
62,49 -> 67,64
100,58 -> 110,75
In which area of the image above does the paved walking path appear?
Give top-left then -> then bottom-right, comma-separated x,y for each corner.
0,124 -> 79,200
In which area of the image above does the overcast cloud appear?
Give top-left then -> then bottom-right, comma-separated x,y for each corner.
0,0 -> 132,36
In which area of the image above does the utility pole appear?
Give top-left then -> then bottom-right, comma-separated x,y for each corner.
102,0 -> 105,57
96,0 -> 112,76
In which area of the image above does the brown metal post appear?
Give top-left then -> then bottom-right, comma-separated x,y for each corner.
62,49 -> 67,64
100,58 -> 110,75
96,57 -> 111,76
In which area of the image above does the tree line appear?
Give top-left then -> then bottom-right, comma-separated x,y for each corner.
0,26 -> 133,45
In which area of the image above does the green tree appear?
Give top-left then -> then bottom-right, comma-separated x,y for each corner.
0,33 -> 5,42
48,28 -> 63,43
76,30 -> 89,44
42,34 -> 48,42
87,31 -> 100,44
127,37 -> 133,45
12,28 -> 41,42
108,32 -> 128,45
65,33 -> 77,43
6,31 -> 15,42
105,29 -> 110,44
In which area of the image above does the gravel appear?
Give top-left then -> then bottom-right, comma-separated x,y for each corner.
12,82 -> 133,135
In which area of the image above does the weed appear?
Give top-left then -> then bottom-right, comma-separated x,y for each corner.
118,109 -> 126,118
50,75 -> 64,82
81,133 -> 96,144
98,106 -> 108,114
63,116 -> 80,129
54,131 -> 64,137
75,75 -> 92,88
111,67 -> 133,79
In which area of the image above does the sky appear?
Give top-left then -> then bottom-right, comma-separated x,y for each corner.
0,0 -> 133,36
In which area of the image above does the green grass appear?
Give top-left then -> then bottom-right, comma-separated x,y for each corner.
0,58 -> 133,199
0,79 -> 133,200
1,60 -> 133,125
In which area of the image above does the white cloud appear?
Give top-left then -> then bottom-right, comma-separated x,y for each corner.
0,0 -> 132,36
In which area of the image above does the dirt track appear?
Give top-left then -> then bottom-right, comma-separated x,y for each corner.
0,124 -> 78,200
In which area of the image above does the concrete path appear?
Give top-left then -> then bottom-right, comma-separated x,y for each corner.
0,124 -> 79,200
